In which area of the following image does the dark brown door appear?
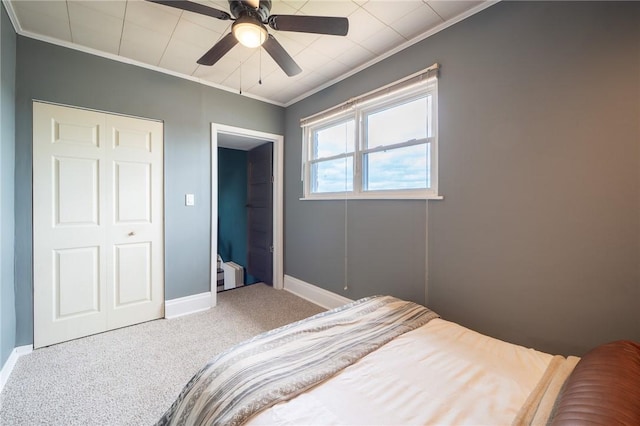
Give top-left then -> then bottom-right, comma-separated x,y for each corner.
247,142 -> 273,285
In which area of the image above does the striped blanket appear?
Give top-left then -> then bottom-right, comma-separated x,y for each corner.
156,295 -> 439,426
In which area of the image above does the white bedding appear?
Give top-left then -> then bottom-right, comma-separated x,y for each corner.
248,318 -> 554,425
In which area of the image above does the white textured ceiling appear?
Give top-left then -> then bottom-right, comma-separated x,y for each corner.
5,0 -> 496,106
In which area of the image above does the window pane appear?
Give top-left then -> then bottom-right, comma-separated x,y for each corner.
364,143 -> 430,191
312,157 -> 353,193
314,120 -> 355,159
366,96 -> 430,147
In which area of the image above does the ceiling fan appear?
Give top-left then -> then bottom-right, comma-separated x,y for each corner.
147,0 -> 349,77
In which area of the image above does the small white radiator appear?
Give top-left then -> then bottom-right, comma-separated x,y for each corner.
222,262 -> 244,290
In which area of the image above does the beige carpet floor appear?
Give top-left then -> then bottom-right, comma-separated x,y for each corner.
0,284 -> 324,425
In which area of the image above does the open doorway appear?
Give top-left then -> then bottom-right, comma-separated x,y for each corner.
210,124 -> 284,308
217,141 -> 272,290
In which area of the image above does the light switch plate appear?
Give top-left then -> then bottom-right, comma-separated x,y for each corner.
185,193 -> 195,206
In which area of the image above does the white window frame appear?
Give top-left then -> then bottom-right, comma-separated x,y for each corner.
305,111 -> 356,195
301,66 -> 442,200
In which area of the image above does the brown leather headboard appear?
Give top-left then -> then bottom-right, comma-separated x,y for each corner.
551,340 -> 640,426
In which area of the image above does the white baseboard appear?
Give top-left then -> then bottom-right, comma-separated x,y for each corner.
165,292 -> 212,319
1,345 -> 33,393
283,275 -> 353,310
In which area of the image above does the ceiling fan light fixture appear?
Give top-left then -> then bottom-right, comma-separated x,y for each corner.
232,17 -> 268,48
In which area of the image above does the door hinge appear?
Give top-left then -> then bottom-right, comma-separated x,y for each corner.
269,245 -> 274,253
271,175 -> 274,183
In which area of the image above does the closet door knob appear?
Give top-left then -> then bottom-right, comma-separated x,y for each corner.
128,231 -> 135,237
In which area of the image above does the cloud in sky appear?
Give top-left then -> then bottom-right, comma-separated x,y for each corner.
313,145 -> 430,193
365,144 -> 430,190
315,120 -> 355,158
367,97 -> 430,147
313,157 -> 353,193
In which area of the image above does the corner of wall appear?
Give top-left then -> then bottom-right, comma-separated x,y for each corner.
283,275 -> 352,309
164,292 -> 212,319
0,345 -> 31,393
0,0 -> 18,370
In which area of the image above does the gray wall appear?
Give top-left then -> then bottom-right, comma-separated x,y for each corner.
285,1 -> 640,356
1,3 -> 17,366
14,37 -> 284,346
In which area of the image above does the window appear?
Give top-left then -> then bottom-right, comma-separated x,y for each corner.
301,65 -> 441,200
310,118 -> 355,193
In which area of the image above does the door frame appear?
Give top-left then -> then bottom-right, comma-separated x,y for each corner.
210,123 -> 284,307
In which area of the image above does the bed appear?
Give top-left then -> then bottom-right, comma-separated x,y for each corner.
157,296 -> 640,426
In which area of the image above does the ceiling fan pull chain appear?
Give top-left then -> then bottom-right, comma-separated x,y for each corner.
239,60 -> 243,94
259,47 -> 262,85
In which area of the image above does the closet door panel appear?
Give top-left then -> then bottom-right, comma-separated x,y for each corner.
33,102 -> 164,348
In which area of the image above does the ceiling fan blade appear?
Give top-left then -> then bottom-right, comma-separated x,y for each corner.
146,0 -> 231,20
268,15 -> 349,36
197,33 -> 239,66
262,35 -> 302,77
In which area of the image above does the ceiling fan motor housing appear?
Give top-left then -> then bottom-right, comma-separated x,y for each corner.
229,0 -> 272,22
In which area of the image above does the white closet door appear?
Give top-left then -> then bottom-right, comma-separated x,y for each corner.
33,102 -> 164,348
105,114 -> 164,329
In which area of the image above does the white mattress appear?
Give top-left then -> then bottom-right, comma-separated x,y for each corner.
247,318 -> 554,425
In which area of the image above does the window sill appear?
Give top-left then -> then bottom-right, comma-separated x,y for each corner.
300,194 -> 444,201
